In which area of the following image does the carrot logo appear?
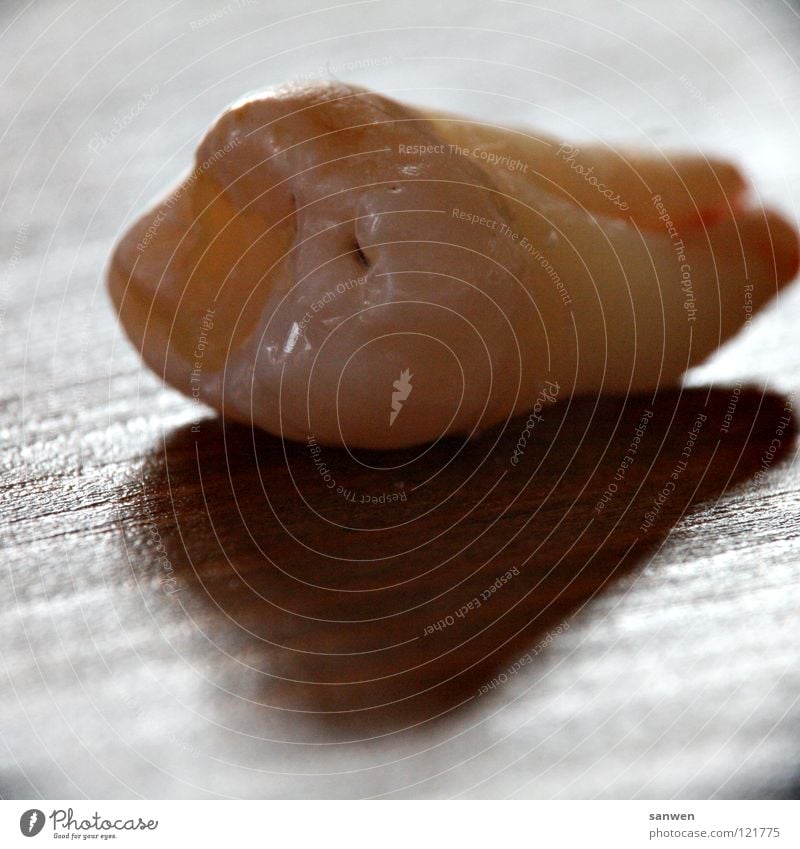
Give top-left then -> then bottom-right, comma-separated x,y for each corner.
389,369 -> 413,426
19,809 -> 45,837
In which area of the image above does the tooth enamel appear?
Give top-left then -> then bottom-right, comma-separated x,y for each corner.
108,81 -> 799,450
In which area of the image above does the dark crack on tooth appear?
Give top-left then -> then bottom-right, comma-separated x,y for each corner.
354,238 -> 370,267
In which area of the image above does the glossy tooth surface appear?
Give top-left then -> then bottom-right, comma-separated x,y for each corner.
109,81 -> 799,449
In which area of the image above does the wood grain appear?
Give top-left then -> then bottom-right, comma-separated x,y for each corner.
2,0 -> 800,799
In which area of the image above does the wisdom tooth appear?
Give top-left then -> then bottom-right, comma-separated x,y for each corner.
108,81 -> 799,450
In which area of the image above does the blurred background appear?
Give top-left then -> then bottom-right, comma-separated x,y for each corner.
2,0 -> 800,799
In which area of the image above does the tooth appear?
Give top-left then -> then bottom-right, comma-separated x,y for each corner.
108,81 -> 799,449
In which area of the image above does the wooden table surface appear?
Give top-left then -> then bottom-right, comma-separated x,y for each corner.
2,0 -> 800,799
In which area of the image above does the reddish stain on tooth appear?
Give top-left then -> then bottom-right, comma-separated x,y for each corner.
755,212 -> 800,285
696,207 -> 725,229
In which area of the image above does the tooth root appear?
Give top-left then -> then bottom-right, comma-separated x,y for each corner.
419,108 -> 748,233
514,191 -> 799,394
607,149 -> 748,230
418,106 -> 797,393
